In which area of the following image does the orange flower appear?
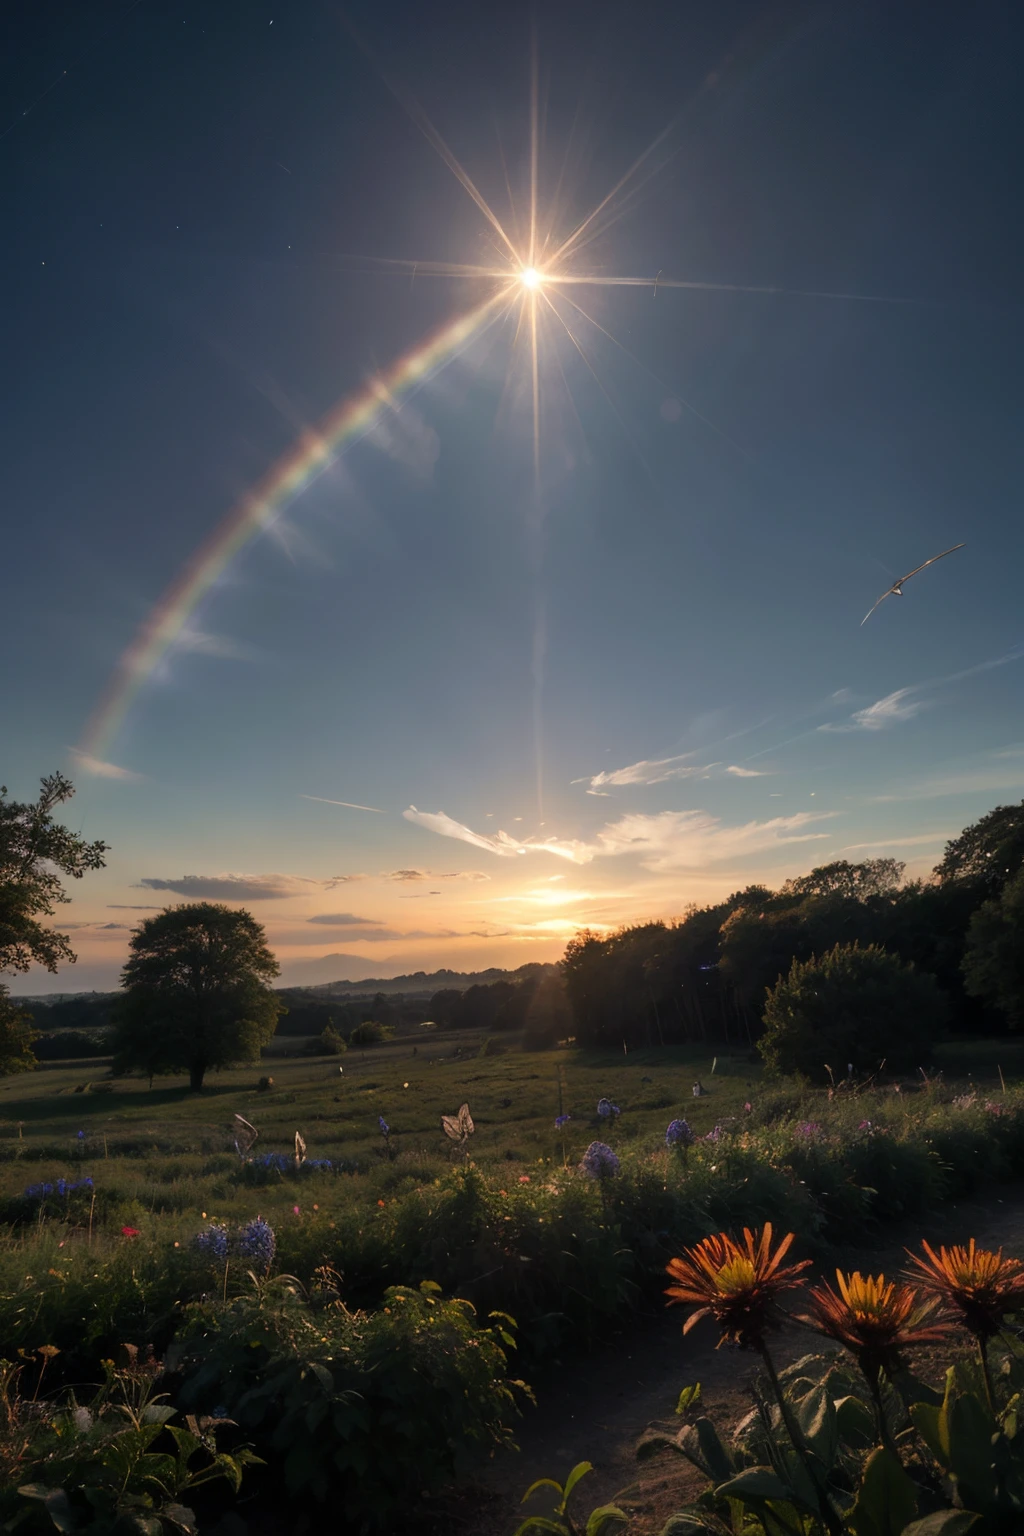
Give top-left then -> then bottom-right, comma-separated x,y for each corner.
664,1223 -> 810,1348
907,1238 -> 1024,1340
801,1270 -> 951,1377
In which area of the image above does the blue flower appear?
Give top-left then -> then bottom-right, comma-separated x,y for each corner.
379,1116 -> 390,1138
555,1114 -> 572,1129
665,1118 -> 694,1148
302,1158 -> 333,1173
236,1216 -> 276,1270
596,1098 -> 620,1119
580,1141 -> 621,1180
193,1222 -> 230,1262
76,1131 -> 85,1140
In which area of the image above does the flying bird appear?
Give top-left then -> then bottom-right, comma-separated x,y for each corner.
861,543 -> 965,625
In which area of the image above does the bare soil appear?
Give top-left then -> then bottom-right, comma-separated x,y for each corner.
449,1186 -> 1024,1536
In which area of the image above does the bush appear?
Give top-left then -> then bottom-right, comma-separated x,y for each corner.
173,1276 -> 529,1533
319,1023 -> 348,1055
963,867 -> 1024,1028
347,1020 -> 395,1047
760,942 -> 946,1079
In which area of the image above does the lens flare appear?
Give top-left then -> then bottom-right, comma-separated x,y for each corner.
520,266 -> 542,289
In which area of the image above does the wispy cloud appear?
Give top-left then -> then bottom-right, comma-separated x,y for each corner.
405,805 -> 832,873
306,912 -> 379,926
137,873 -> 321,901
840,834 -> 952,851
302,795 -> 386,813
725,765 -> 766,777
69,749 -> 143,782
175,628 -> 254,661
403,807 -> 591,863
578,753 -> 713,790
821,687 -> 927,733
590,809 -> 833,872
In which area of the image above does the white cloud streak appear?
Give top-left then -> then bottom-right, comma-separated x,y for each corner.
821,687 -> 927,733
302,795 -> 386,813
69,750 -> 143,782
404,805 -> 832,873
725,765 -> 766,777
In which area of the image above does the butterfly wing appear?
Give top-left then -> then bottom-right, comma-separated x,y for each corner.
233,1114 -> 258,1157
441,1114 -> 461,1141
295,1131 -> 307,1165
458,1104 -> 474,1137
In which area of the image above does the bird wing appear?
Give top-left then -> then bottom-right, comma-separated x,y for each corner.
898,543 -> 966,584
861,590 -> 893,626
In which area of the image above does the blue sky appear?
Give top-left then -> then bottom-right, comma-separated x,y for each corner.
3,1 -> 1023,992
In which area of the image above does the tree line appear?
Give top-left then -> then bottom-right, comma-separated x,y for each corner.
2,772 -> 1023,1087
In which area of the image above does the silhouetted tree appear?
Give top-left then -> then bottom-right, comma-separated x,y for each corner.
760,942 -> 946,1078
962,869 -> 1024,1029
112,903 -> 281,1091
934,800 -> 1024,899
782,858 -> 905,901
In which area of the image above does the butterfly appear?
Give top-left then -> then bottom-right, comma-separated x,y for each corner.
294,1131 -> 307,1168
233,1114 -> 259,1158
441,1103 -> 475,1142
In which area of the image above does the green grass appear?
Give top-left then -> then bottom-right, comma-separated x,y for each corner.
2,1031 -> 1022,1383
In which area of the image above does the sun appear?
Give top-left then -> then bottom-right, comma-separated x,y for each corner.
520,266 -> 542,290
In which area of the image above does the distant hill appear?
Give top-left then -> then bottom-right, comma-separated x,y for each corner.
285,961 -> 557,1001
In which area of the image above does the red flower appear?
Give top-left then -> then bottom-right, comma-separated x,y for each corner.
121,1226 -> 140,1238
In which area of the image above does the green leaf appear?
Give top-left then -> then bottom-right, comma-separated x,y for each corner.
902,1516 -> 980,1536
911,1402 -> 950,1467
158,1507 -> 198,1535
637,1430 -> 683,1462
714,1466 -> 800,1504
946,1389 -> 1001,1512
140,1404 -> 177,1426
848,1446 -> 918,1536
675,1383 -> 702,1416
521,1478 -> 565,1505
835,1393 -> 877,1449
562,1462 -> 593,1504
17,1486 -> 76,1534
512,1520 -> 568,1536
680,1418 -> 735,1484
796,1385 -> 838,1469
585,1504 -> 628,1536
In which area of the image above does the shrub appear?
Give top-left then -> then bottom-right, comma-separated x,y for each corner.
172,1276 -> 529,1533
760,942 -> 946,1079
319,1023 -> 348,1055
963,867 -> 1024,1028
348,1020 -> 395,1047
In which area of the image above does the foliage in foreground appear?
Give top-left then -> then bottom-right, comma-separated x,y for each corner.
0,1345 -> 258,1535
171,1274 -> 530,1533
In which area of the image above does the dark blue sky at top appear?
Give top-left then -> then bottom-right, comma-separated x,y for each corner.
3,0 -> 1024,990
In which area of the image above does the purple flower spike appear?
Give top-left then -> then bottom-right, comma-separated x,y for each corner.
580,1141 -> 621,1179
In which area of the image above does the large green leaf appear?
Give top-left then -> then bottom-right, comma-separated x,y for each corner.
946,1389 -> 1000,1511
715,1466 -> 801,1504
901,1515 -> 980,1536
680,1418 -> 735,1484
910,1402 -> 950,1467
835,1394 -> 877,1449
521,1477 -> 565,1504
675,1383 -> 702,1416
848,1447 -> 918,1536
563,1462 -> 594,1504
585,1503 -> 629,1536
17,1486 -> 76,1534
796,1386 -> 838,1469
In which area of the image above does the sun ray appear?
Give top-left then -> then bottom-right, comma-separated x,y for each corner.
552,285 -> 754,461
547,118 -> 678,268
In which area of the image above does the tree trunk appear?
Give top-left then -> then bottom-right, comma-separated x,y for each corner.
189,1062 -> 205,1092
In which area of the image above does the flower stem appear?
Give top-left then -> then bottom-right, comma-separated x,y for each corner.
757,1341 -> 843,1536
867,1366 -> 901,1461
978,1336 -> 996,1416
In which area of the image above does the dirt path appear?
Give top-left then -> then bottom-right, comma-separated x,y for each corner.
451,1187 -> 1024,1536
